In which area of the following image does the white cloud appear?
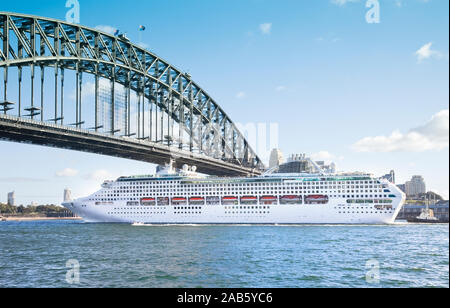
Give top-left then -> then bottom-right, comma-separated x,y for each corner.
352,109 -> 449,152
331,0 -> 360,6
85,170 -> 115,181
236,92 -> 246,99
315,35 -> 341,44
311,151 -> 344,163
275,86 -> 286,92
95,25 -> 117,35
259,23 -> 272,35
311,151 -> 335,162
56,168 -> 79,177
415,42 -> 442,62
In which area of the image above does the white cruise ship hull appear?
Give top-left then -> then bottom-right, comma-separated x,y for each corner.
64,197 -> 405,225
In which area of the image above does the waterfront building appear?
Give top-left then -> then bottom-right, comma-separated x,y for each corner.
405,176 -> 426,197
64,188 -> 73,203
7,191 -> 15,206
397,200 -> 449,223
269,149 -> 285,169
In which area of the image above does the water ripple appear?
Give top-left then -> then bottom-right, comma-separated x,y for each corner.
0,221 -> 448,288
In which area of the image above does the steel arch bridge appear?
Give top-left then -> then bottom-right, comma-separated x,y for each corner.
0,12 -> 265,176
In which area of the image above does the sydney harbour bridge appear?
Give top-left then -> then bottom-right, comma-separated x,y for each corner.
0,12 -> 265,176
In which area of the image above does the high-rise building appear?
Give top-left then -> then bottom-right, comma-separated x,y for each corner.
405,175 -> 426,197
381,170 -> 396,184
64,188 -> 72,202
7,191 -> 15,206
269,149 -> 285,169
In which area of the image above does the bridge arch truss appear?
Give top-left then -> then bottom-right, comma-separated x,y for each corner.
0,12 -> 265,176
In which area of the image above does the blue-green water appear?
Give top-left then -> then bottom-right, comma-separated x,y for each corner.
0,221 -> 448,288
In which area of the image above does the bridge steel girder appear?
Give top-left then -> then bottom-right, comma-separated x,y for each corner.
0,114 -> 260,177
0,12 -> 265,175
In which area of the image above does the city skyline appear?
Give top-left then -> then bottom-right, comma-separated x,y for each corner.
0,0 -> 448,205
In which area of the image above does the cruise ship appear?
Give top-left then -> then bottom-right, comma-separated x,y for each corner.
63,155 -> 406,224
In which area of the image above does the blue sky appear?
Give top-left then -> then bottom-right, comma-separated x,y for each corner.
0,0 -> 448,204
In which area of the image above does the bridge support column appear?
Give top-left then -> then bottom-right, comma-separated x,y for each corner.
160,89 -> 164,144
40,66 -> 44,121
18,66 -> 21,117
3,66 -> 7,113
60,68 -> 64,125
79,72 -> 82,128
30,64 -> 34,120
149,95 -> 153,142
170,96 -> 174,146
111,77 -> 115,135
141,87 -> 145,139
167,73 -> 172,147
95,74 -> 98,132
54,63 -> 58,123
76,67 -> 79,127
154,89 -> 158,142
2,16 -> 8,107
199,111 -> 203,154
178,80 -> 184,150
190,84 -> 195,153
189,96 -> 193,152
138,92 -> 141,139
166,95 -> 170,146
126,80 -> 131,137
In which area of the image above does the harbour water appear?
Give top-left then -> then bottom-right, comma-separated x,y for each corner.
0,221 -> 448,288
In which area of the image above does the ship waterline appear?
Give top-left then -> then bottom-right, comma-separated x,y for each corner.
63,160 -> 406,225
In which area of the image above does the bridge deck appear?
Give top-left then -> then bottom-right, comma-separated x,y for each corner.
0,114 -> 262,177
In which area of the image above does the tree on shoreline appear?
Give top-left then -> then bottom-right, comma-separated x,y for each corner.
0,203 -> 70,216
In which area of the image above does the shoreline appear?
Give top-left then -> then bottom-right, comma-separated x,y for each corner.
0,216 -> 82,222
